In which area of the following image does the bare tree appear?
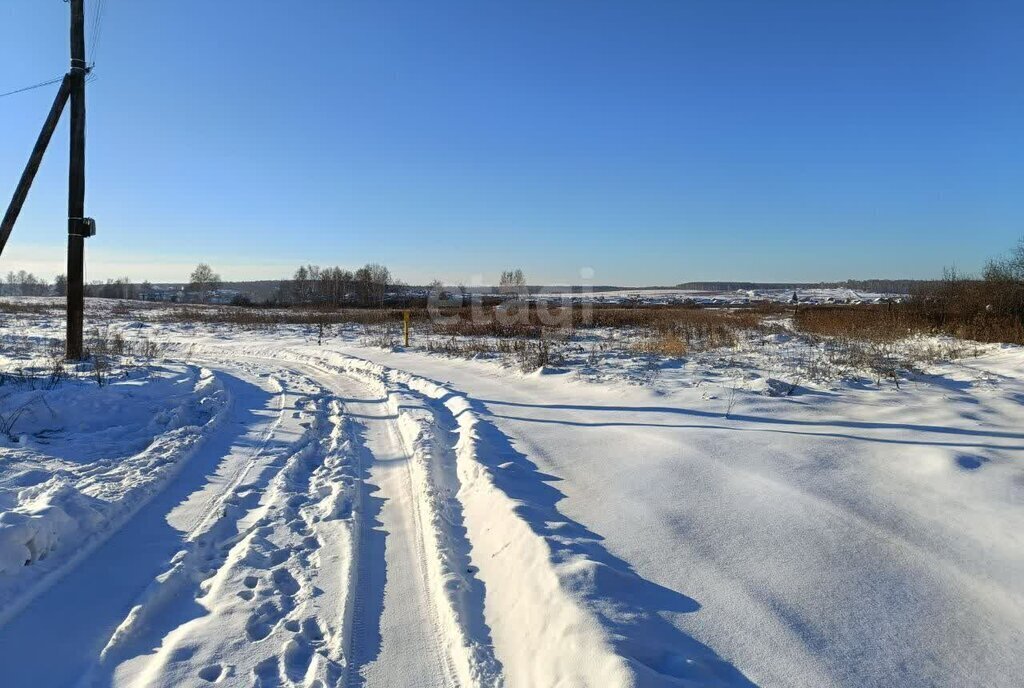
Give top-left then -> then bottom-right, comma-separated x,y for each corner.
291,265 -> 312,304
2,270 -> 49,296
499,268 -> 527,298
319,266 -> 352,306
354,263 -> 391,307
53,274 -> 68,297
371,264 -> 391,306
189,263 -> 222,303
353,266 -> 370,305
984,238 -> 1024,282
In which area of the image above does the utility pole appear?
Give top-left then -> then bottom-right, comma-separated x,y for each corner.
66,0 -> 88,360
0,1 -> 95,360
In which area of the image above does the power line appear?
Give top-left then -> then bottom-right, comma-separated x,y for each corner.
2,0 -> 104,100
0,75 -> 67,100
88,0 -> 107,66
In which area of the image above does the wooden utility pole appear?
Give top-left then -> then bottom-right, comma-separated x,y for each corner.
66,0 -> 88,360
0,2 -> 94,360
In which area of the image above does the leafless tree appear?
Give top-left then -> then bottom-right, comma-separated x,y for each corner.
355,263 -> 391,307
189,263 -> 221,303
984,238 -> 1024,282
499,268 -> 527,298
320,267 -> 353,306
2,270 -> 49,296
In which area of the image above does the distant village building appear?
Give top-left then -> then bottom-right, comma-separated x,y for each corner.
145,285 -> 185,302
207,289 -> 241,305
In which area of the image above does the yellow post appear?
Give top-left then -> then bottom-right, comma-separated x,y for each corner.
403,310 -> 410,347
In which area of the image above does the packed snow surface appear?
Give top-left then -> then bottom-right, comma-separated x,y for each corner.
0,300 -> 1021,688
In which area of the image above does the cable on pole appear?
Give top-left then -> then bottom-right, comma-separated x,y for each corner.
0,75 -> 67,100
3,0 -> 103,100
88,0 -> 107,67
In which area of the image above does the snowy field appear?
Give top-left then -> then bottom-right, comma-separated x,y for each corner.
529,287 -> 902,306
0,297 -> 1021,688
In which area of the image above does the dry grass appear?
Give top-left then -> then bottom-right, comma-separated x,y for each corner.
633,332 -> 689,357
794,299 -> 1024,346
430,318 -> 547,339
428,306 -> 771,361
422,332 -> 563,371
909,279 -> 1024,344
785,305 -> 992,383
591,306 -> 762,330
158,306 -> 409,328
0,300 -> 60,315
426,337 -> 499,358
631,309 -> 769,357
793,305 -> 929,341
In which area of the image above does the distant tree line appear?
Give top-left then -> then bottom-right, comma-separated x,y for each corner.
0,270 -> 158,300
276,263 -> 393,307
84,277 -> 153,300
2,270 -> 51,296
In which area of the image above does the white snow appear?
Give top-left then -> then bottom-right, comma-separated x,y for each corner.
529,287 -> 902,306
0,363 -> 228,625
0,298 -> 1021,687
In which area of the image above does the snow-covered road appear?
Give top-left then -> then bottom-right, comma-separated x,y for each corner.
351,389 -> 454,687
1,330 -> 1022,687
0,350 -> 511,688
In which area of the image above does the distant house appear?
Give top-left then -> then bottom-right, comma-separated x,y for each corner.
146,286 -> 185,302
208,289 -> 241,305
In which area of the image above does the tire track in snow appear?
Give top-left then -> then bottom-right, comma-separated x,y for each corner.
173,343 -> 751,687
78,365 -> 349,687
0,365 -> 299,687
278,358 -> 502,687
381,371 -> 504,687
221,396 -> 353,688
328,373 -> 456,687
300,350 -> 754,687
180,370 -> 289,538
89,370 -> 327,675
85,352 -> 480,688
89,345 -> 506,687
248,356 -> 499,688
342,417 -> 386,688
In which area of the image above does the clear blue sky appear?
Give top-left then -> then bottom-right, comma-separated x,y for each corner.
1,0 -> 1021,285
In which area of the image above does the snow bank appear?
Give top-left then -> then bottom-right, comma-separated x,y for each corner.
0,481 -> 103,575
0,367 -> 229,625
389,387 -> 505,686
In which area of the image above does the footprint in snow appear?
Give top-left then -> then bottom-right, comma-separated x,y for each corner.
198,664 -> 223,682
283,638 -> 314,683
246,600 -> 284,642
252,658 -> 281,687
272,567 -> 300,595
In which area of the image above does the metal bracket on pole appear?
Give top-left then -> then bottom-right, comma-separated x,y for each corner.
68,217 -> 96,237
